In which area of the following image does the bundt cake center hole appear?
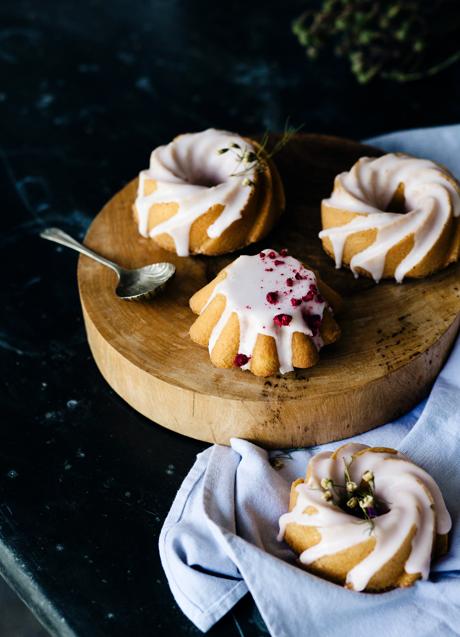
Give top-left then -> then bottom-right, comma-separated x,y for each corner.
338,493 -> 390,520
320,463 -> 390,523
188,169 -> 224,188
385,181 -> 408,214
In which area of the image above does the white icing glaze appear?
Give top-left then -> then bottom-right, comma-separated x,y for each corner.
134,129 -> 256,256
278,443 -> 452,591
203,250 -> 329,374
319,153 -> 460,282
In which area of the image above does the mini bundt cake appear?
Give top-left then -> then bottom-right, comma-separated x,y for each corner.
319,153 -> 460,282
278,443 -> 451,592
189,249 -> 341,377
133,128 -> 285,256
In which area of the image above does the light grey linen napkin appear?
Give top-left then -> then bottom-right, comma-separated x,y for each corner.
159,125 -> 460,636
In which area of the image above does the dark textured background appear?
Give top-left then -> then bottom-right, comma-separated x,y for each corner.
1,1 -> 460,635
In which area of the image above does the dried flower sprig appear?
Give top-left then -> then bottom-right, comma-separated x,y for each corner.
269,446 -> 305,471
217,120 -> 303,186
293,0 -> 460,84
315,456 -> 387,533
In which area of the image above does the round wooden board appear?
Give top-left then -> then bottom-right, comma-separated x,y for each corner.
78,134 -> 460,448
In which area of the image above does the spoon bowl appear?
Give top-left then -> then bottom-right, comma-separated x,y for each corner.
115,262 -> 176,300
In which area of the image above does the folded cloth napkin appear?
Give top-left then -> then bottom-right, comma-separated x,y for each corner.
159,125 -> 460,636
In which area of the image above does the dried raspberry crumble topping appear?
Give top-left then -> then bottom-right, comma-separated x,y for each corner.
273,313 -> 292,327
234,353 -> 250,367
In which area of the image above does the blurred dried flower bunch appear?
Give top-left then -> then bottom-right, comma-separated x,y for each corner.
293,0 -> 460,83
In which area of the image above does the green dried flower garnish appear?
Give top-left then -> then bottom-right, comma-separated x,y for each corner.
269,446 -> 304,470
314,456 -> 389,533
217,119 -> 303,184
293,0 -> 460,83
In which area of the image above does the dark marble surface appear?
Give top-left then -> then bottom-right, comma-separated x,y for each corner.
2,1 -> 460,635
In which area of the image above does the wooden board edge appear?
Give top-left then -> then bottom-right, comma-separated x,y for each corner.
79,289 -> 459,449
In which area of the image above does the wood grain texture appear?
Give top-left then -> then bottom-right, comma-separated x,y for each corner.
77,134 -> 460,448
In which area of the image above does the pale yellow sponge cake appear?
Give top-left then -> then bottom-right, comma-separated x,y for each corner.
279,443 -> 451,592
133,129 -> 285,256
320,153 -> 460,282
189,248 -> 341,377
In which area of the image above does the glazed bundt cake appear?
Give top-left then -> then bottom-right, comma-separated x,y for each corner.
278,443 -> 451,592
189,249 -> 341,377
319,153 -> 460,282
133,129 -> 285,256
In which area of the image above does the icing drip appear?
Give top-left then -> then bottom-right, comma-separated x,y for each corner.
134,129 -> 256,256
319,153 -> 460,282
278,443 -> 452,591
204,250 -> 328,374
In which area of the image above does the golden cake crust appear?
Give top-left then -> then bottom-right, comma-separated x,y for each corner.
284,478 -> 424,591
189,254 -> 342,377
281,444 -> 450,592
133,136 -> 285,256
320,154 -> 460,282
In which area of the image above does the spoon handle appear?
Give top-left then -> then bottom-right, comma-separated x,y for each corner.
40,227 -> 122,275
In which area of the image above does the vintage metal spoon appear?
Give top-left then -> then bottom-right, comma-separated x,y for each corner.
40,227 -> 175,300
